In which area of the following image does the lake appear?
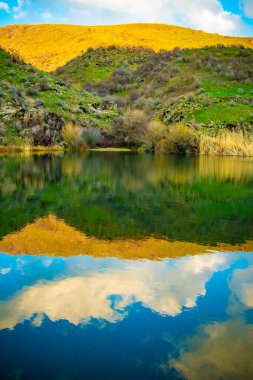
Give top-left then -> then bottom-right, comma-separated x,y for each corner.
0,152 -> 252,380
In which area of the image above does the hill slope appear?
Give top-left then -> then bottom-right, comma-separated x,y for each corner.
55,45 -> 253,132
0,23 -> 252,72
0,49 -> 117,146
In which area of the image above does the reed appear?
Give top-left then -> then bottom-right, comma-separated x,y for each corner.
200,131 -> 253,157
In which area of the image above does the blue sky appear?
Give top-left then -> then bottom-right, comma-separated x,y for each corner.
0,0 -> 252,36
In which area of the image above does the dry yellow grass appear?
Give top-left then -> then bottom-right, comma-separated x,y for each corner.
0,214 -> 252,259
0,23 -> 252,71
200,131 -> 253,157
0,145 -> 63,153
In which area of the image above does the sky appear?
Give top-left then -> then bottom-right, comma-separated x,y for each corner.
0,0 -> 252,36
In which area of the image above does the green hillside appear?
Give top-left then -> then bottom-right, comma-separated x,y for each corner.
0,49 -> 117,147
55,45 -> 253,133
0,45 -> 252,154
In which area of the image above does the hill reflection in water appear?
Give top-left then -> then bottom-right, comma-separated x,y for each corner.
0,152 -> 252,257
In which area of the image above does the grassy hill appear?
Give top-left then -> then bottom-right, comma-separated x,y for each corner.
55,45 -> 253,130
0,49 -> 117,147
0,23 -> 252,72
0,40 -> 252,154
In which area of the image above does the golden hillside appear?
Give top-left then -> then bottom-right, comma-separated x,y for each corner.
0,23 -> 252,72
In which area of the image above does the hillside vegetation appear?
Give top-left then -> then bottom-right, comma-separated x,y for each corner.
0,49 -> 117,147
55,45 -> 253,154
0,23 -> 252,72
0,41 -> 252,155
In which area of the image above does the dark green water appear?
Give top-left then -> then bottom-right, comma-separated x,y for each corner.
0,152 -> 252,379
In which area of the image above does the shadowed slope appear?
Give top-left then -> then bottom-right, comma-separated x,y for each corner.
0,23 -> 252,72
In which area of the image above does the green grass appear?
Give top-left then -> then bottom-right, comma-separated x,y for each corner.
194,103 -> 253,124
54,46 -> 153,87
203,78 -> 253,98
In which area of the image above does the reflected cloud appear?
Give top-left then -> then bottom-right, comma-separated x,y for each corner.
0,267 -> 11,275
170,319 -> 253,380
0,254 -> 230,330
165,256 -> 253,380
229,264 -> 253,311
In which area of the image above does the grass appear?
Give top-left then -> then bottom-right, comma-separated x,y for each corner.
0,23 -> 252,72
202,78 -> 253,98
200,131 -> 253,156
54,46 -> 152,87
194,103 -> 253,124
0,145 -> 63,152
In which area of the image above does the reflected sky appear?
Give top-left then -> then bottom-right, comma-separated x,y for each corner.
0,251 -> 253,379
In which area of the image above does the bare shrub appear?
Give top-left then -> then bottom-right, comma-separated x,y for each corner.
122,109 -> 149,146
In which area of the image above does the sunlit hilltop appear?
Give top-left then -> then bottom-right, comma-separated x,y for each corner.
0,23 -> 252,72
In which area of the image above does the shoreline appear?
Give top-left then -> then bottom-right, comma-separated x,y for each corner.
0,145 -> 64,154
0,145 -> 253,157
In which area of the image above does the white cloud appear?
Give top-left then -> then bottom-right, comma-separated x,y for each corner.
13,0 -> 27,19
0,253 -> 230,330
66,0 -> 244,35
42,11 -> 53,21
0,1 -> 9,13
240,0 -> 253,18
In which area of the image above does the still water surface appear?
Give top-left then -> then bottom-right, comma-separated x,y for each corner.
0,152 -> 252,379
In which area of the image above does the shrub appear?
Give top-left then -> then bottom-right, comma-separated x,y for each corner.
143,120 -> 166,150
0,124 -> 6,136
82,127 -> 103,147
62,123 -> 83,149
55,100 -> 67,109
156,124 -> 199,154
122,109 -> 149,146
34,99 -> 45,107
26,87 -> 39,96
38,79 -> 51,91
200,130 -> 253,156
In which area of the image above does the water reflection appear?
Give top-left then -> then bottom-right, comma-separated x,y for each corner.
0,252 -> 253,379
0,153 -> 252,250
169,320 -> 253,380
0,214 -> 252,258
0,253 -> 230,329
0,152 -> 253,379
